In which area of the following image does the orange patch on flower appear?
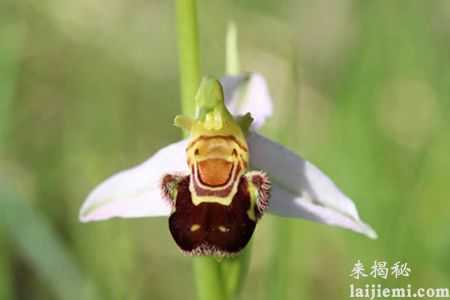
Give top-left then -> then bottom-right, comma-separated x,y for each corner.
198,159 -> 233,187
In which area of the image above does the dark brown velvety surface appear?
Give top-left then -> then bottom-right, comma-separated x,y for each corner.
168,176 -> 256,256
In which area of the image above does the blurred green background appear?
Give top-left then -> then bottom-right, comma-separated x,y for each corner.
1,0 -> 449,299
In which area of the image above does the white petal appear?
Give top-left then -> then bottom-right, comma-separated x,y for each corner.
220,73 -> 273,129
79,140 -> 188,222
247,131 -> 377,239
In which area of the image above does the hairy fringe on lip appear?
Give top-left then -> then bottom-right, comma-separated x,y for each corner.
180,242 -> 242,257
247,170 -> 271,218
161,173 -> 187,209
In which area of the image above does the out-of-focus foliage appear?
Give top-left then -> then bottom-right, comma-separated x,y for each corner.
1,0 -> 449,299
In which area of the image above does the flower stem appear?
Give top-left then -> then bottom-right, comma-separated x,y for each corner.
176,0 -> 201,118
220,245 -> 251,299
268,219 -> 292,300
194,257 -> 226,300
267,47 -> 299,300
0,23 -> 25,300
225,21 -> 239,76
175,1 -> 226,300
219,22 -> 251,300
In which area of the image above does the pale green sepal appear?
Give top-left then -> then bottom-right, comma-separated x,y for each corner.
194,77 -> 233,122
235,113 -> 253,135
174,115 -> 194,132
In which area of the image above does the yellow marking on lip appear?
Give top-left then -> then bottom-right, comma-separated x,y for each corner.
191,195 -> 234,206
246,183 -> 258,222
190,224 -> 201,232
218,226 -> 230,233
187,135 -> 248,153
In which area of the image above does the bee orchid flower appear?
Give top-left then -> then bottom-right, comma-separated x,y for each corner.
79,75 -> 377,257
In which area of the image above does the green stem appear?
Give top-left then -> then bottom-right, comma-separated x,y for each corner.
0,22 -> 26,300
267,45 -> 298,300
194,257 -> 226,300
220,245 -> 251,300
219,22 -> 251,300
225,21 -> 239,76
176,0 -> 201,118
268,219 -> 292,300
175,1 -> 226,300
